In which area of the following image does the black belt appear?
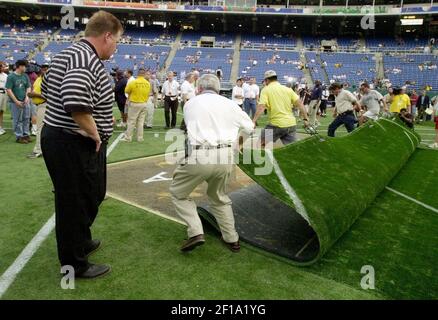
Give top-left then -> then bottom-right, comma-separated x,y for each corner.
0,89 -> 5,94
338,110 -> 354,116
193,144 -> 232,150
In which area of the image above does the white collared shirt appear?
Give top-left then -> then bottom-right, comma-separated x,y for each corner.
162,79 -> 179,97
335,89 -> 358,114
184,92 -> 254,146
180,80 -> 196,101
0,72 -> 8,90
232,85 -> 244,105
243,83 -> 259,99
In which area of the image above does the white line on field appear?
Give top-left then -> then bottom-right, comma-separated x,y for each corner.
385,187 -> 438,214
265,149 -> 310,224
0,133 -> 123,299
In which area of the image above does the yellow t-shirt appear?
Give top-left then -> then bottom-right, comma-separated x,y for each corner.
259,81 -> 298,128
390,94 -> 411,113
125,76 -> 151,103
31,76 -> 45,105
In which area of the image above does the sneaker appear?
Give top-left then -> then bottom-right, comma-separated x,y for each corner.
429,143 -> 438,149
0,128 -> 5,135
31,126 -> 38,136
27,152 -> 42,159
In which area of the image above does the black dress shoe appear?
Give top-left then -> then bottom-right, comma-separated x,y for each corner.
221,237 -> 240,253
76,264 -> 111,279
180,234 -> 205,252
85,240 -> 101,257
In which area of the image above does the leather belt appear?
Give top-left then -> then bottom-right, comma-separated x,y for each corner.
193,144 -> 232,150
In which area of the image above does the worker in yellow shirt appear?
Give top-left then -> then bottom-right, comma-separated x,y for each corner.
27,64 -> 49,158
390,87 -> 411,114
122,68 -> 151,142
252,70 -> 309,146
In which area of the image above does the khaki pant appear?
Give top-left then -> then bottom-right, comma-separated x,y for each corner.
170,149 -> 239,243
33,103 -> 47,154
144,96 -> 154,128
308,99 -> 321,126
125,101 -> 147,141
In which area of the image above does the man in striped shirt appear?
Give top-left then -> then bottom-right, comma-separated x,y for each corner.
40,11 -> 123,279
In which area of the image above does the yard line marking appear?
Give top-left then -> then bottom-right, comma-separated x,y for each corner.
0,133 -> 123,299
106,133 -> 124,156
265,149 -> 310,224
386,187 -> 438,214
404,131 -> 416,152
0,215 -> 56,298
295,236 -> 316,258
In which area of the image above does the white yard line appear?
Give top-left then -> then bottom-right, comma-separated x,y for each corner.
265,149 -> 310,224
386,187 -> 438,214
0,133 -> 124,299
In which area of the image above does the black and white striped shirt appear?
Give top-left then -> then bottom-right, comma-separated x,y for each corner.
41,39 -> 114,139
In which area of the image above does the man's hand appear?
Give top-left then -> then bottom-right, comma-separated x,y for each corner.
76,129 -> 102,152
15,101 -> 24,108
71,111 -> 101,153
24,97 -> 30,105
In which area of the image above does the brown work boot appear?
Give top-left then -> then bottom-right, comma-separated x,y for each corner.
180,234 -> 205,252
221,237 -> 240,253
16,137 -> 28,144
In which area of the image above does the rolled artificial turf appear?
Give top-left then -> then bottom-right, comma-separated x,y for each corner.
201,118 -> 421,265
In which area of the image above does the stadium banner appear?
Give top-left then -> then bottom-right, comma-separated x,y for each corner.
83,1 -> 160,9
312,5 -> 388,15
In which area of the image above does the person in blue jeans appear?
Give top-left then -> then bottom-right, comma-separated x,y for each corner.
5,60 -> 31,144
327,82 -> 360,137
243,77 -> 259,119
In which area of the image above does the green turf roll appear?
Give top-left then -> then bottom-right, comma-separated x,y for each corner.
236,118 -> 421,265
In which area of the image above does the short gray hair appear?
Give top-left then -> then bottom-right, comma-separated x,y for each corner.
198,74 -> 220,93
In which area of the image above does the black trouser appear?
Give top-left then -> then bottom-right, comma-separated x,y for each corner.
164,96 -> 178,128
328,111 -> 356,137
319,100 -> 327,114
41,125 -> 107,273
180,100 -> 187,131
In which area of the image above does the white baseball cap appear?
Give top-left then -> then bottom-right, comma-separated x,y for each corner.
264,70 -> 277,79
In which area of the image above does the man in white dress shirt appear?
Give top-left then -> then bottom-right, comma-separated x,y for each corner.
179,72 -> 196,131
232,78 -> 244,109
161,71 -> 180,128
243,77 -> 259,119
170,74 -> 254,253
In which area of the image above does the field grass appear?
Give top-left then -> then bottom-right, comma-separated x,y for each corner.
0,105 -> 437,299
